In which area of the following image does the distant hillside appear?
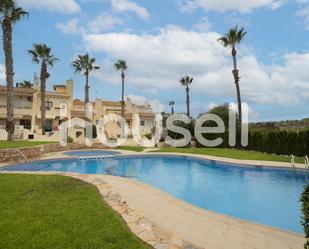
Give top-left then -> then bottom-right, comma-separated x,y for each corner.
250,118 -> 309,131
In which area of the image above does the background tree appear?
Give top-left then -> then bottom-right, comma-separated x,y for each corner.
218,26 -> 247,127
18,80 -> 33,88
169,100 -> 175,115
180,75 -> 193,118
197,103 -> 234,128
28,44 -> 58,135
114,60 -> 128,118
72,53 -> 100,104
0,0 -> 28,141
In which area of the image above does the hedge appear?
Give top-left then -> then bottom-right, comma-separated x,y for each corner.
195,129 -> 309,157
301,184 -> 309,249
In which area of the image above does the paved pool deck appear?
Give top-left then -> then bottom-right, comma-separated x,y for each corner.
0,149 -> 307,249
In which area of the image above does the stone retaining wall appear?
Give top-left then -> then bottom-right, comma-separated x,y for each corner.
0,143 -> 109,163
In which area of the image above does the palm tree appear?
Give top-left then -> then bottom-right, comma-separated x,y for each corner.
114,60 -> 128,118
0,0 -> 28,141
180,76 -> 193,118
71,53 -> 100,104
28,44 -> 58,135
218,26 -> 247,126
18,80 -> 33,88
169,100 -> 175,115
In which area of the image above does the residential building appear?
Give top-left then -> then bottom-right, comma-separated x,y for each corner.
0,79 -> 155,140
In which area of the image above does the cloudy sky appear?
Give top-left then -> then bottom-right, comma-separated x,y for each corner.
0,0 -> 309,121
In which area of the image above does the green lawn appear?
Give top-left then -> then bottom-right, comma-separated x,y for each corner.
0,141 -> 53,149
153,147 -> 304,164
116,146 -> 144,152
0,174 -> 150,249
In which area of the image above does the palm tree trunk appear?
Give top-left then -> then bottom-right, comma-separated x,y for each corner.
232,47 -> 242,127
85,71 -> 89,103
40,61 -> 47,135
120,72 -> 125,137
171,106 -> 174,115
121,72 -> 125,118
2,18 -> 15,141
186,86 -> 190,118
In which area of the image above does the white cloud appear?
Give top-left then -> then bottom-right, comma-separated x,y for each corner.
193,17 -> 211,31
57,13 -> 122,35
128,94 -> 164,113
179,0 -> 286,13
0,64 -> 5,83
56,19 -> 84,35
110,0 -> 150,19
87,13 -> 123,33
297,6 -> 309,29
17,0 -> 80,14
83,26 -> 309,107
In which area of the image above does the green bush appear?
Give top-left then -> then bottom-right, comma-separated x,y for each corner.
301,184 -> 309,249
144,134 -> 152,140
67,136 -> 73,143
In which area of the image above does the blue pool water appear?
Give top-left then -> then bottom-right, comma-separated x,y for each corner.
2,155 -> 308,234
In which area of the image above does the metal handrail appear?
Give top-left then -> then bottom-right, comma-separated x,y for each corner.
305,155 -> 309,169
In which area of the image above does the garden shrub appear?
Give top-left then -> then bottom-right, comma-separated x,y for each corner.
301,184 -> 309,249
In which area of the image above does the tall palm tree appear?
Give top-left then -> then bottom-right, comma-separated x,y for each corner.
0,0 -> 28,141
180,76 -> 193,118
218,26 -> 247,126
28,44 -> 58,135
169,100 -> 175,115
114,60 -> 128,118
71,53 -> 100,104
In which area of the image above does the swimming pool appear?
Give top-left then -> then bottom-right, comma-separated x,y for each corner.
2,155 -> 308,234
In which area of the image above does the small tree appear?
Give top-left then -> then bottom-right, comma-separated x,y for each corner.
301,184 -> 309,249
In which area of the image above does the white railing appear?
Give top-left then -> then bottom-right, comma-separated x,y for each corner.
0,125 -> 24,131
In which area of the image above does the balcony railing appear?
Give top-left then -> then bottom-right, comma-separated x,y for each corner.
0,125 -> 24,131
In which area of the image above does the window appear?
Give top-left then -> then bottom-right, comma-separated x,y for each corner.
45,101 -> 53,110
140,120 -> 145,126
20,119 -> 31,130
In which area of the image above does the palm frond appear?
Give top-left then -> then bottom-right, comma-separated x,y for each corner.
218,25 -> 246,47
114,59 -> 128,71
28,43 -> 58,67
11,7 -> 28,23
180,75 -> 193,86
72,53 -> 100,75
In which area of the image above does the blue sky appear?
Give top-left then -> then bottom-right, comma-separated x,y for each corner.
0,0 -> 309,121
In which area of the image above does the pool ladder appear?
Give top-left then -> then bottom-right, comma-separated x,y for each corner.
305,155 -> 309,170
291,155 -> 295,170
